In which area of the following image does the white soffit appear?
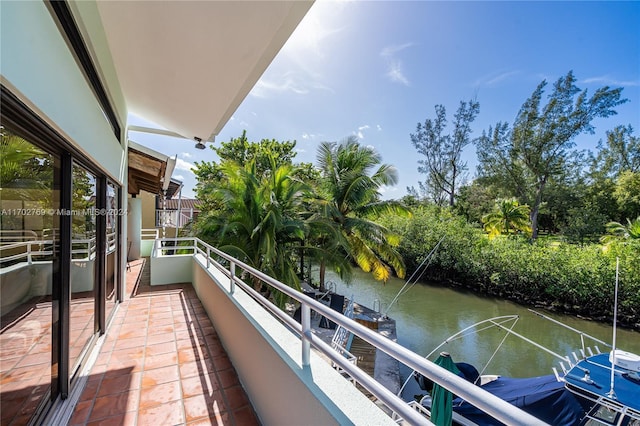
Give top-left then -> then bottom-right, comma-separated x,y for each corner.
96,1 -> 313,141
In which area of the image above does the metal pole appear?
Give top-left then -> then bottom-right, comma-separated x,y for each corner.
175,182 -> 183,230
528,309 -> 611,348
229,261 -> 236,294
607,258 -> 620,399
301,304 -> 311,366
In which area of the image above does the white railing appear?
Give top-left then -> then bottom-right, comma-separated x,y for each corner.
42,228 -> 58,241
141,228 -> 159,240
156,210 -> 193,228
71,238 -> 96,260
0,229 -> 39,244
153,238 -> 547,426
0,240 -> 54,265
0,237 -> 97,267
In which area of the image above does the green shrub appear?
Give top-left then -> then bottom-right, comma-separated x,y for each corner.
381,206 -> 640,329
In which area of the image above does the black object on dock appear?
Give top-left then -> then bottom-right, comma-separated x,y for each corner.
319,294 -> 345,329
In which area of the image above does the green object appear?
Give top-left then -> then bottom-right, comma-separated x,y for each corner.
431,352 -> 461,426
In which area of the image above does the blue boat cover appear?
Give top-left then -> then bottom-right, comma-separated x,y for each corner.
452,374 -> 584,426
563,353 -> 640,413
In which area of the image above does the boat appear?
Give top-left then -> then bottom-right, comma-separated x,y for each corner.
398,312 -> 640,426
560,348 -> 640,425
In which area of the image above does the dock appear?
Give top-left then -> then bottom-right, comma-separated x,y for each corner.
309,297 -> 402,407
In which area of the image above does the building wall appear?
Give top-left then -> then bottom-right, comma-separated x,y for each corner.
1,2 -> 130,422
1,1 -> 127,183
139,191 -> 157,230
190,255 -> 396,426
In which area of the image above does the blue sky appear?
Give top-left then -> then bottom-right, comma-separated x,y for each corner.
130,1 -> 640,200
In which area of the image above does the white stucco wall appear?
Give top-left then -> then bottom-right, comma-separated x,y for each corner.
0,1 -> 126,183
150,254 -> 193,286
1,0 -> 129,335
190,255 -> 396,426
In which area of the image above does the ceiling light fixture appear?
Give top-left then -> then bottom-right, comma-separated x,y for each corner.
194,137 -> 206,150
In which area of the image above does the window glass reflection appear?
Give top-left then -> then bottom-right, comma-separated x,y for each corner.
105,182 -> 118,320
69,165 -> 96,374
0,129 -> 57,422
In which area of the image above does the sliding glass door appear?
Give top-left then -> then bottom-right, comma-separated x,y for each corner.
0,108 -> 122,424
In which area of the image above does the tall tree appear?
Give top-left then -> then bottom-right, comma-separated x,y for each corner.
476,71 -> 627,239
582,125 -> 640,225
316,136 -> 411,285
592,125 -> 640,177
410,99 -> 480,206
194,131 -> 318,215
196,156 -> 308,306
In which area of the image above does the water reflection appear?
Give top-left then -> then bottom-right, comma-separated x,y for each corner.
325,268 -> 640,381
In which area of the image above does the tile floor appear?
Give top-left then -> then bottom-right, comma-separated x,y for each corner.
69,258 -> 259,426
1,292 -> 95,425
0,295 -> 52,425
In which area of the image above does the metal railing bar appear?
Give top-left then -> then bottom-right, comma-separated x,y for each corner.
162,238 -> 547,426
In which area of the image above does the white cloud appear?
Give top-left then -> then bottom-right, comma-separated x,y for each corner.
387,61 -> 410,86
173,174 -> 185,181
474,70 -> 520,87
179,152 -> 192,159
249,2 -> 350,98
251,72 -> 334,98
376,124 -> 383,131
380,43 -> 413,86
581,75 -> 639,87
281,4 -> 344,61
175,158 -> 195,174
380,42 -> 414,58
354,125 -> 370,139
379,185 -> 399,195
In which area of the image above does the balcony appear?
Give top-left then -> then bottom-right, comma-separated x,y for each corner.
56,237 -> 544,425
67,257 -> 258,425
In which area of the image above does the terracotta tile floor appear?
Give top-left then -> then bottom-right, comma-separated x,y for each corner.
1,291 -> 95,424
69,258 -> 259,426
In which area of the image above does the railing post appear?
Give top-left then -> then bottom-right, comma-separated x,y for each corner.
229,261 -> 235,294
301,304 -> 311,366
206,246 -> 210,268
27,241 -> 32,265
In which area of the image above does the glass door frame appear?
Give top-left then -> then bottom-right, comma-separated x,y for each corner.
1,85 -> 123,418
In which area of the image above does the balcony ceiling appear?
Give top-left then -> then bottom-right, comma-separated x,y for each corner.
96,1 -> 313,142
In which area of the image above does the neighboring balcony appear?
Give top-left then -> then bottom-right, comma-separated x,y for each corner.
156,209 -> 196,229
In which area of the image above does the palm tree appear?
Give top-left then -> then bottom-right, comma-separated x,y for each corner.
482,198 -> 532,240
0,132 -> 50,198
600,216 -> 640,245
315,136 -> 411,285
197,156 -> 308,306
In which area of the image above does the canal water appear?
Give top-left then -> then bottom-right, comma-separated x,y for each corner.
323,268 -> 640,387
